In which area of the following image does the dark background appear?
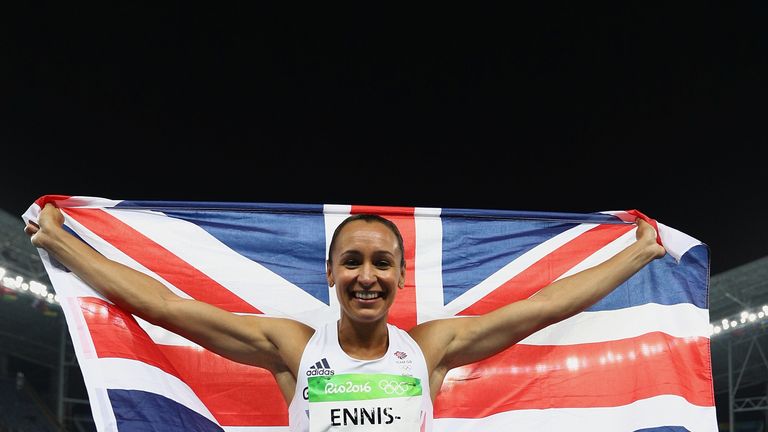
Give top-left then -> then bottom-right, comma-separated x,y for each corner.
3,2 -> 767,276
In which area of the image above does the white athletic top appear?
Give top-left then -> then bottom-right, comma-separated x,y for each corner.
288,320 -> 433,432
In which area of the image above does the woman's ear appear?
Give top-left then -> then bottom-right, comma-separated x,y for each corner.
326,261 -> 334,287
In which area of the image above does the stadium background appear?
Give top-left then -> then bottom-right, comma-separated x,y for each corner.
4,2 -> 767,431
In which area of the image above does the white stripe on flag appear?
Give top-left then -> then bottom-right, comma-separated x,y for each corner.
520,302 -> 710,345
322,205 -> 351,328
415,208 -> 445,324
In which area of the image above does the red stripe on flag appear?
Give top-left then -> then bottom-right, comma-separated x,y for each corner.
35,194 -> 73,208
434,331 -> 713,418
65,208 -> 261,314
78,296 -> 181,376
351,206 -> 418,330
459,223 -> 635,316
80,297 -> 287,426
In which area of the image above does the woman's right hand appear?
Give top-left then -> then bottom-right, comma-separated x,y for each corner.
25,203 -> 64,248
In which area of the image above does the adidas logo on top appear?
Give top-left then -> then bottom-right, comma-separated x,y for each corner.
306,358 -> 335,376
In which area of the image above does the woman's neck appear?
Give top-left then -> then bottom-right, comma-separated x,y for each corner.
337,317 -> 389,360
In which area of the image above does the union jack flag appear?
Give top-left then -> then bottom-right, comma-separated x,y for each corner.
23,195 -> 717,431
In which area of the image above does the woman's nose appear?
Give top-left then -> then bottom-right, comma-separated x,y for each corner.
357,263 -> 376,286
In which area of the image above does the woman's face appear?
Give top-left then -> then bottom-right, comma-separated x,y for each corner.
327,219 -> 405,325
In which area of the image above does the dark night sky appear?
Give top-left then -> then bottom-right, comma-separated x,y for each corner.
3,3 -> 767,277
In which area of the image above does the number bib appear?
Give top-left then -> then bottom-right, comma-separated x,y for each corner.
308,373 -> 424,431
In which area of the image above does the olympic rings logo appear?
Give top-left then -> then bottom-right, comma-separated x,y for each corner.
378,379 -> 413,395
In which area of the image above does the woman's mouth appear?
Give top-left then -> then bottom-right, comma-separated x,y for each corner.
353,291 -> 384,301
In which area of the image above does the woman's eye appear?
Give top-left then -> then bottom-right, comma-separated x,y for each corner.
376,261 -> 392,268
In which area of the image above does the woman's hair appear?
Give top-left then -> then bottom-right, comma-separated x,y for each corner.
327,214 -> 405,268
